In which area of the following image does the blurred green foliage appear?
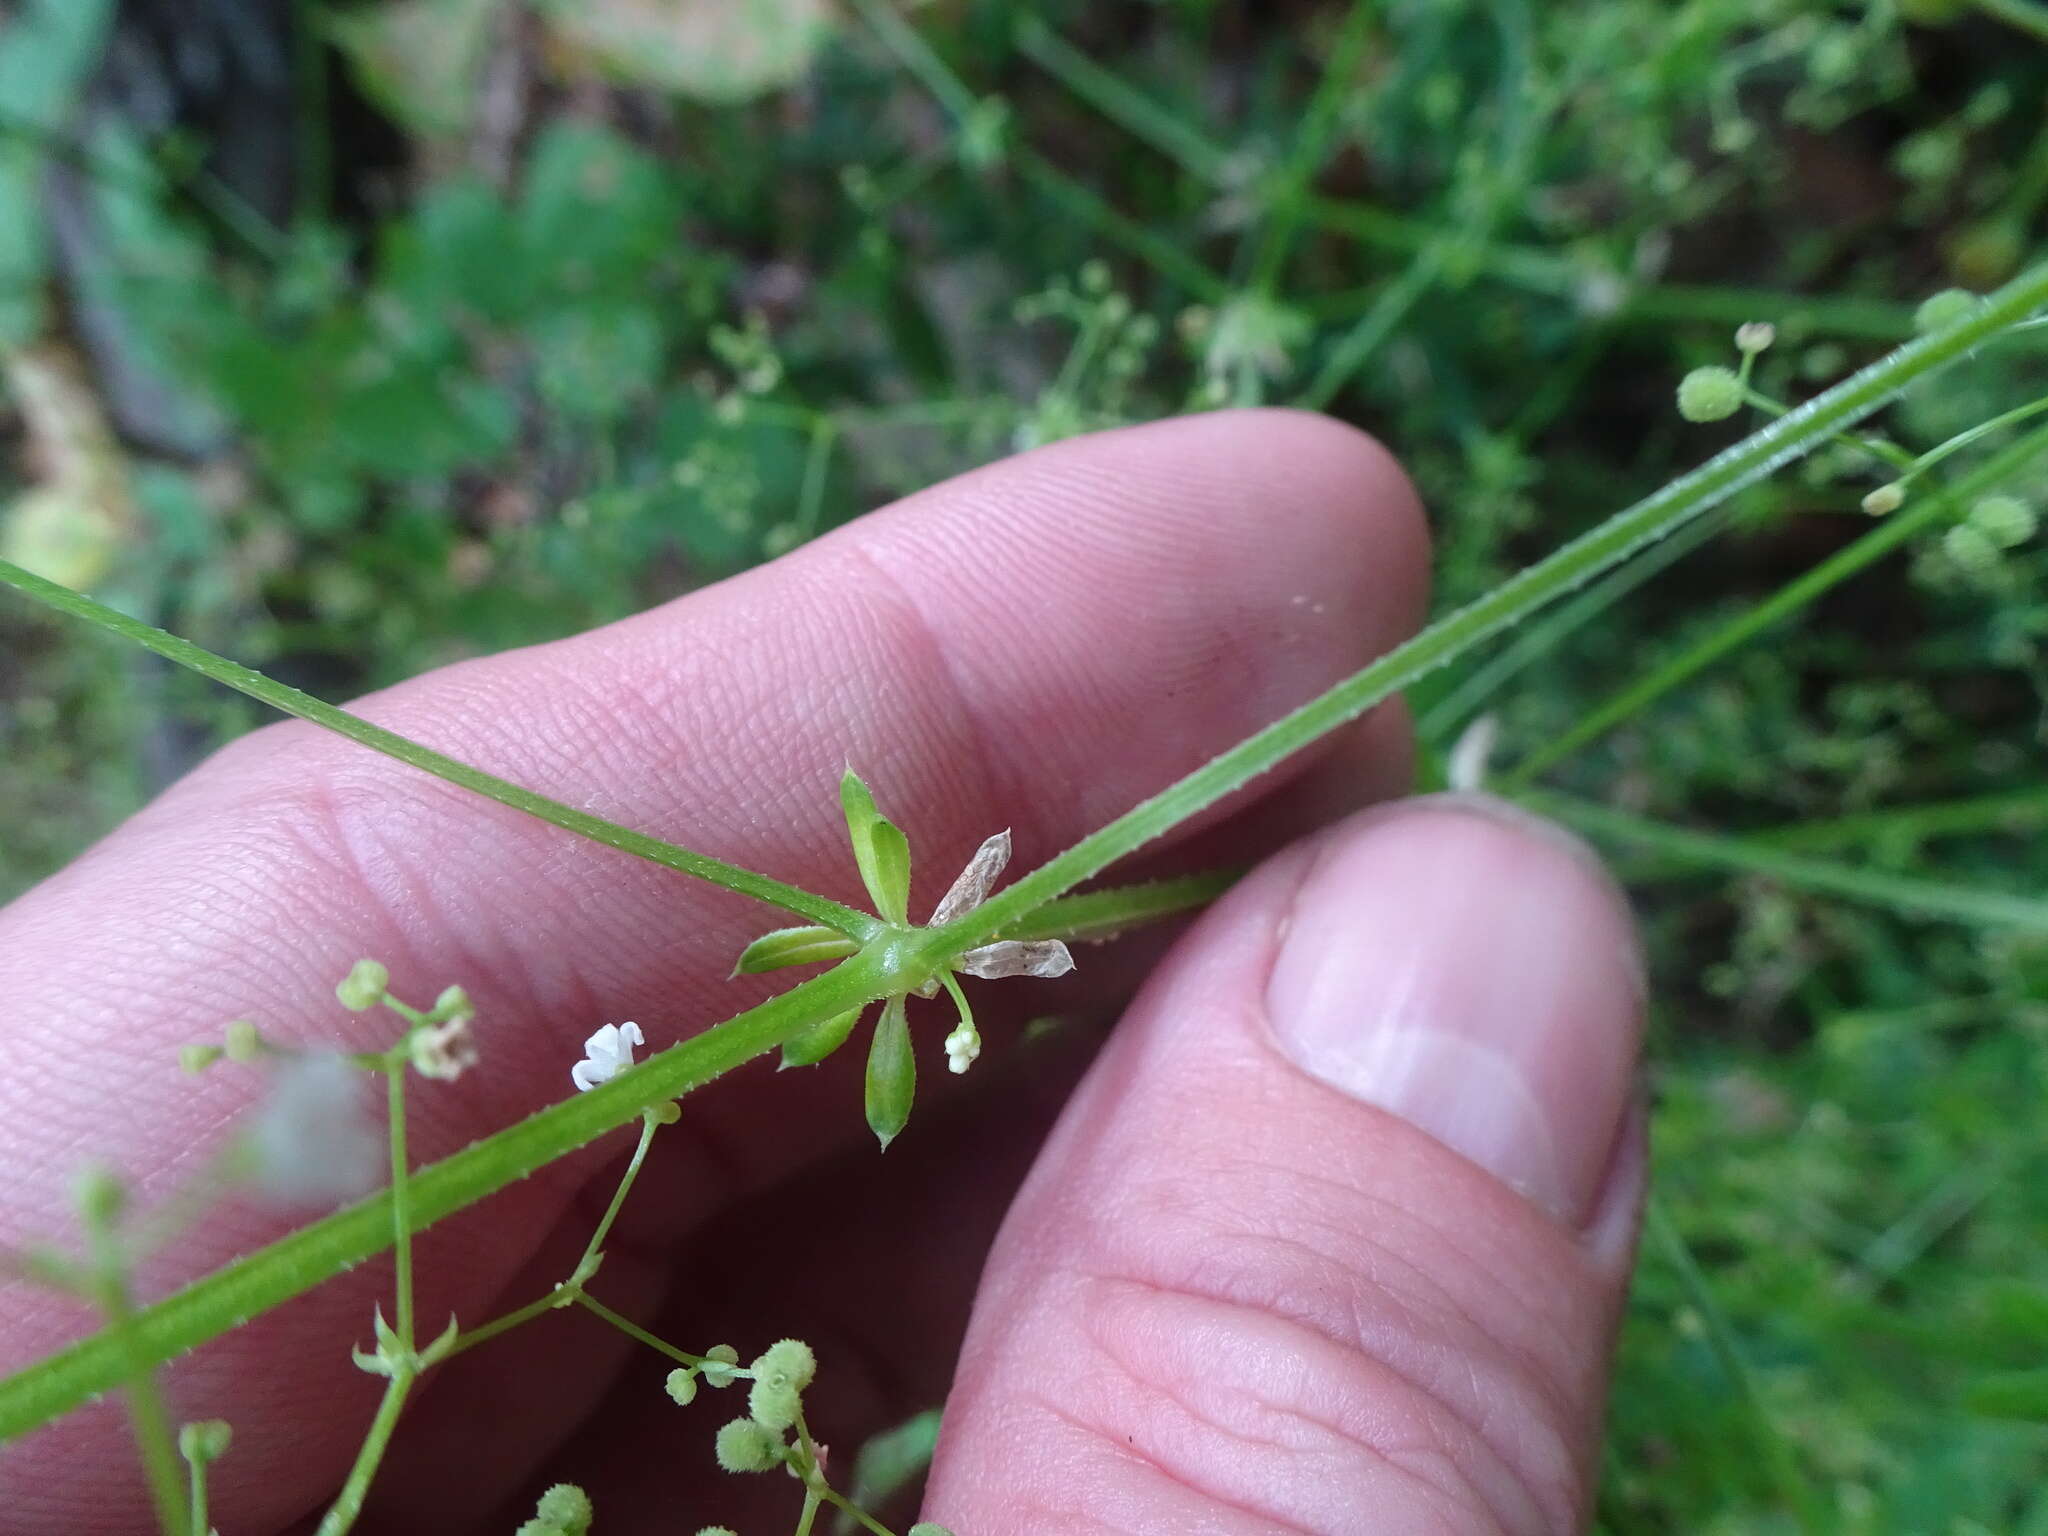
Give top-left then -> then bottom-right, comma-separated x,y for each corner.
4,0 -> 2048,1527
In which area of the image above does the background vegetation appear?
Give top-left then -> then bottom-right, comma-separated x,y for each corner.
3,0 -> 2047,1528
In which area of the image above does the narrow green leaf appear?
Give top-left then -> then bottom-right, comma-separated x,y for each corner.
780,1006 -> 865,1070
863,997 -> 914,1150
840,769 -> 912,925
733,926 -> 861,976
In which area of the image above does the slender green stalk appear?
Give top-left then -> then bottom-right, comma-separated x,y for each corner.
385,1066 -> 415,1352
1528,791 -> 2048,930
794,1488 -> 825,1536
845,0 -> 979,122
1751,786 -> 2048,852
185,1449 -> 209,1536
943,262 -> 2048,956
1246,0 -> 1378,297
1297,245 -> 1450,409
314,1373 -> 411,1536
86,1224 -> 189,1536
1419,513 -> 1728,742
1010,14 -> 1235,183
1647,1196 -> 1824,1534
1506,417 -> 2048,784
820,1487 -> 899,1536
0,556 -> 875,939
581,1109 -> 661,1269
573,1294 -> 700,1368
1001,870 -> 1238,943
6,262 -> 2046,1442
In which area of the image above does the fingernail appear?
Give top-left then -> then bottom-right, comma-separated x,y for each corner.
1265,795 -> 1643,1227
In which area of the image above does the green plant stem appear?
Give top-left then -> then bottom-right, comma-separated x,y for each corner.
794,1488 -> 825,1536
1527,790 -> 2048,929
1013,148 -> 1229,302
572,1294 -> 700,1368
1975,0 -> 2048,42
820,1488 -> 898,1536
185,1451 -> 209,1536
8,263 -> 2047,1440
1297,244 -> 1450,409
941,262 -> 2048,956
86,1214 -> 189,1536
1647,1196 -> 1824,1534
1751,786 -> 2048,852
1247,0 -> 1378,297
1003,870 -> 1238,943
581,1109 -> 660,1272
1010,14 -> 1235,183
0,556 -> 875,939
1506,416 -> 2048,783
314,1372 -> 411,1536
385,1066 -> 415,1351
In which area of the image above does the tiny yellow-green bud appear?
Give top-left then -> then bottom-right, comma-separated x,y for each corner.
752,1338 -> 817,1392
715,1416 -> 783,1473
1914,287 -> 1979,335
534,1482 -> 593,1534
1676,366 -> 1744,423
179,1044 -> 224,1075
1734,321 -> 1776,355
700,1344 -> 742,1387
908,1525 -> 959,1536
666,1367 -> 699,1406
73,1165 -> 126,1227
178,1419 -> 232,1463
223,1020 -> 263,1063
335,959 -> 389,1013
1968,494 -> 2037,549
1861,483 -> 1906,516
649,1099 -> 682,1126
748,1378 -> 801,1431
696,1528 -> 740,1536
1943,522 -> 2001,573
432,984 -> 473,1022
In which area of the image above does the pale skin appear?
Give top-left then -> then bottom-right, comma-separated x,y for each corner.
0,410 -> 1644,1534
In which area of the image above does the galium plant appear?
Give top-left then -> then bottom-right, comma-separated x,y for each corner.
0,257 -> 2045,1531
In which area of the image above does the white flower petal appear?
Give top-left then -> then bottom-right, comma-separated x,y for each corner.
618,1021 -> 645,1052
957,939 -> 1074,981
931,830 -> 1011,926
571,1021 -> 644,1092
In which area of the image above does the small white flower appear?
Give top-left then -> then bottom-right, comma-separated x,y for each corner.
409,1016 -> 479,1082
248,1054 -> 381,1208
928,830 -> 1075,986
571,1021 -> 644,1092
944,1025 -> 981,1076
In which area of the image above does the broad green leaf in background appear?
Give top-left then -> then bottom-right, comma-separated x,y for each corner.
532,0 -> 834,104
835,1408 -> 942,1533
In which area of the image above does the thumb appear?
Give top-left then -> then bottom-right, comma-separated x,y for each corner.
925,796 -> 1646,1535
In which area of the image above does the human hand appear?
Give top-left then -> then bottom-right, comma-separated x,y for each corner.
0,410 -> 1642,1534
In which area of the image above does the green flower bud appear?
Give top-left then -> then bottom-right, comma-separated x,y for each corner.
752,1338 -> 817,1392
534,1482 -> 593,1534
908,1525 -> 958,1536
177,1419 -> 232,1463
179,1044 -> 224,1075
73,1165 -> 126,1227
335,959 -> 389,1013
1734,321 -> 1776,355
748,1378 -> 801,1431
1914,287 -> 1980,335
1676,366 -> 1744,423
1943,523 -> 2001,573
223,1020 -> 263,1063
1968,494 -> 2037,549
666,1367 -> 699,1406
696,1528 -> 739,1536
700,1344 -> 742,1387
716,1416 -> 783,1474
432,984 -> 474,1022
1861,483 -> 1905,516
